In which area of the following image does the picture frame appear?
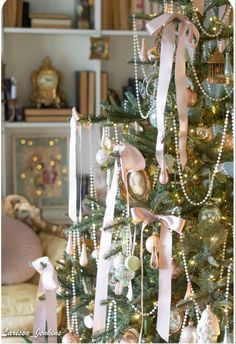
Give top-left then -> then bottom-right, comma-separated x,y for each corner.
12,134 -> 69,209
89,37 -> 110,60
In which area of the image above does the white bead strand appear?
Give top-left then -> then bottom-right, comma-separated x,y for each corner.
173,110 -> 229,206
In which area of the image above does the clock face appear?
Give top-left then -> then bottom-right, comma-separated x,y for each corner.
128,171 -> 147,200
169,308 -> 183,334
37,71 -> 59,89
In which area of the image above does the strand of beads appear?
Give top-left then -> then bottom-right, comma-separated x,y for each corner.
172,110 -> 229,206
132,15 -> 152,120
219,230 -> 228,279
179,233 -> 201,321
106,300 -> 118,341
88,126 -> 98,259
66,292 -> 72,332
131,302 -> 158,317
190,63 -> 233,102
70,230 -> 79,334
224,263 -> 232,325
191,2 -> 232,38
180,308 -> 190,337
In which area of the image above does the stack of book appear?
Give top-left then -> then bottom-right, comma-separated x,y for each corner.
24,108 -> 72,122
75,71 -> 108,116
102,0 -> 163,30
30,13 -> 72,29
3,0 -> 30,27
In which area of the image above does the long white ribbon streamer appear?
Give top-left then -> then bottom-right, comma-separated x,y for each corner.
68,108 -> 78,223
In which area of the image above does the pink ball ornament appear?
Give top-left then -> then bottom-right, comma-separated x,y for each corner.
62,332 -> 80,343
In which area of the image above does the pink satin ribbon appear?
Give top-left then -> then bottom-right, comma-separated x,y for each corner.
146,14 -> 199,183
31,257 -> 59,343
131,207 -> 185,342
93,144 -> 146,335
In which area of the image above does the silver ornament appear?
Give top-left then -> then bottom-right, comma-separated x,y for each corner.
179,322 -> 197,343
197,305 -> 220,343
198,204 -> 221,225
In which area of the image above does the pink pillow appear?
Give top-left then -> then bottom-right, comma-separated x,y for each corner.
2,215 -> 42,284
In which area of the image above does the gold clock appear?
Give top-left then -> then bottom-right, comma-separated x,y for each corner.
30,57 -> 66,108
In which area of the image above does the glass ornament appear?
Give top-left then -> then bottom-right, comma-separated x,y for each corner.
125,255 -> 140,272
146,233 -> 160,269
197,305 -> 220,343
79,242 -> 88,267
114,265 -> 135,287
95,148 -> 110,167
224,52 -> 233,85
180,322 -> 197,343
119,328 -> 139,344
195,123 -> 211,141
222,325 -> 233,344
198,204 -> 221,225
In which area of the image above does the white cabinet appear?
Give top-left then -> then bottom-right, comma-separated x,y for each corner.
1,0 -> 151,221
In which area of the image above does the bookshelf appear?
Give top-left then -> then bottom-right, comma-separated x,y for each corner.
1,0 -> 153,221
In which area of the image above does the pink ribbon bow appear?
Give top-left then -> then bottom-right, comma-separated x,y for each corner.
93,144 -> 146,335
146,13 -> 199,183
31,256 -> 59,343
131,207 -> 185,342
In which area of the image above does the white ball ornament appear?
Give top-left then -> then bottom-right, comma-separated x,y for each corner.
91,247 -> 99,259
95,148 -> 110,167
84,315 -> 93,329
180,322 -> 197,343
145,234 -> 160,253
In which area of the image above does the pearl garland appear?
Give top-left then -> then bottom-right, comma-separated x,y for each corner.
88,126 -> 98,259
219,230 -> 228,279
71,230 -> 79,334
191,2 -> 232,38
173,110 -> 229,206
106,300 -> 118,340
190,63 -> 233,102
224,263 -> 232,325
131,302 -> 158,317
132,15 -> 157,120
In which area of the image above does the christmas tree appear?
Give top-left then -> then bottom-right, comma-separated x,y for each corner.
56,1 -> 234,343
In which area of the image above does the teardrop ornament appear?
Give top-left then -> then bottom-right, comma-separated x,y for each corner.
159,160 -> 169,184
139,38 -> 148,62
66,233 -> 73,256
80,242 -> 89,267
150,246 -> 159,269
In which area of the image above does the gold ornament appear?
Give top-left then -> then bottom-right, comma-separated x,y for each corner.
169,306 -> 183,334
186,87 -> 198,107
224,134 -> 233,150
145,233 -> 160,269
207,48 -> 227,84
195,123 -> 212,141
62,332 -> 80,343
119,328 -> 139,344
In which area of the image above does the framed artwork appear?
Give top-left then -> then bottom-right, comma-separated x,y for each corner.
13,135 -> 68,208
89,37 -> 110,60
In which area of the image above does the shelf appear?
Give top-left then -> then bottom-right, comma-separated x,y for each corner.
102,30 -> 149,37
3,122 -> 70,129
4,27 -> 97,36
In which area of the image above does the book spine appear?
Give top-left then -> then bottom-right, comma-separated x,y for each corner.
22,1 -> 31,28
102,0 -> 113,29
88,71 -> 95,115
79,71 -> 88,115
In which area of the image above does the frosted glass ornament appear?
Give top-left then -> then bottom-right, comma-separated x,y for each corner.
113,253 -> 125,269
198,204 -> 221,225
79,243 -> 88,267
125,255 -> 140,272
222,325 -> 233,344
179,322 -> 197,343
197,305 -> 220,343
84,315 -> 93,329
95,148 -> 110,167
114,281 -> 123,295
114,266 -> 135,287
